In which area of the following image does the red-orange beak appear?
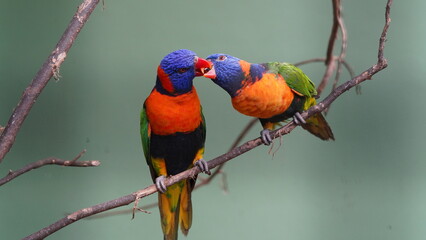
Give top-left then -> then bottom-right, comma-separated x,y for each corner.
203,66 -> 216,79
194,57 -> 212,76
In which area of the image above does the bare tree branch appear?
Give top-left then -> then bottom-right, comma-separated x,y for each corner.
0,150 -> 100,186
0,0 -> 100,163
317,0 -> 342,95
324,1 -> 348,114
22,0 -> 392,238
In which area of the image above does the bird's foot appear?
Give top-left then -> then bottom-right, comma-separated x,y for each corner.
195,159 -> 211,175
260,129 -> 273,146
155,175 -> 167,193
293,112 -> 306,125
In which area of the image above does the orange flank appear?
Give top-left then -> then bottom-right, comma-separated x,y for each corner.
231,73 -> 295,119
145,87 -> 202,135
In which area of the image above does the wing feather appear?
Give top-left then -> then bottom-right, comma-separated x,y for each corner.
265,62 -> 317,97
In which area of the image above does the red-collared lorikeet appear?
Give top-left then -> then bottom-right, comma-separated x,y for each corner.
140,49 -> 211,240
204,53 -> 334,145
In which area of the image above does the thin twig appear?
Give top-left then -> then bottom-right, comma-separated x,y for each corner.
325,2 -> 348,114
72,149 -> 87,162
294,56 -> 356,107
332,4 -> 348,92
87,202 -> 158,220
317,0 -> 342,95
0,0 -> 100,163
325,0 -> 340,65
293,57 -> 355,80
0,150 -> 100,186
22,1 -> 392,237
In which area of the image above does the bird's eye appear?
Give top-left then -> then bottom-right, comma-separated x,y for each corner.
218,55 -> 227,61
177,68 -> 189,73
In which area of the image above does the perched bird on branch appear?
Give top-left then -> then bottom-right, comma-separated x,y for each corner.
204,53 -> 334,145
140,49 -> 211,240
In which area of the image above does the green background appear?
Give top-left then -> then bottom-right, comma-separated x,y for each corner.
1,0 -> 425,239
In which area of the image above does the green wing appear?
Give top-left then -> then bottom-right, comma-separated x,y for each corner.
265,62 -> 317,97
140,104 -> 151,165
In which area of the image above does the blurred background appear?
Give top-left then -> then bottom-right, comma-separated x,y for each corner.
1,0 -> 425,239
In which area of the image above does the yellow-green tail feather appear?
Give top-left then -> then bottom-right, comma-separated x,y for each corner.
303,113 -> 334,140
302,97 -> 334,140
158,180 -> 192,240
179,180 -> 192,235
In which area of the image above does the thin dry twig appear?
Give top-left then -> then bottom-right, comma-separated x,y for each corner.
317,0 -> 343,96
0,0 -> 100,163
294,56 -> 359,101
332,12 -> 348,91
293,57 -> 355,80
324,1 -> 348,114
0,150 -> 100,186
22,0 -> 392,238
325,0 -> 341,66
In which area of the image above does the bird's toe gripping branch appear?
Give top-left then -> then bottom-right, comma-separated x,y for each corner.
293,112 -> 306,125
155,175 -> 167,193
195,159 -> 211,175
260,129 -> 273,146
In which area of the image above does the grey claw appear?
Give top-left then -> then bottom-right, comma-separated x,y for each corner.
155,175 -> 167,193
293,112 -> 306,125
260,129 -> 272,145
195,159 -> 211,175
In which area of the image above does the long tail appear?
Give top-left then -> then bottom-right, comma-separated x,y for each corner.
158,180 -> 193,240
302,97 -> 334,140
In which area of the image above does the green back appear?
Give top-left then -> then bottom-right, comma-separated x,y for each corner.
265,62 -> 317,98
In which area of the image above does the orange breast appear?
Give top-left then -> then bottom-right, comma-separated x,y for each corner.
145,87 -> 202,135
231,73 -> 294,119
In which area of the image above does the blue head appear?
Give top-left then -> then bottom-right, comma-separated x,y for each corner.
205,53 -> 264,97
156,49 -> 211,95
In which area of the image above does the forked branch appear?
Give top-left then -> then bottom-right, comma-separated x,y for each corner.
0,0 -> 100,163
0,150 -> 100,186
